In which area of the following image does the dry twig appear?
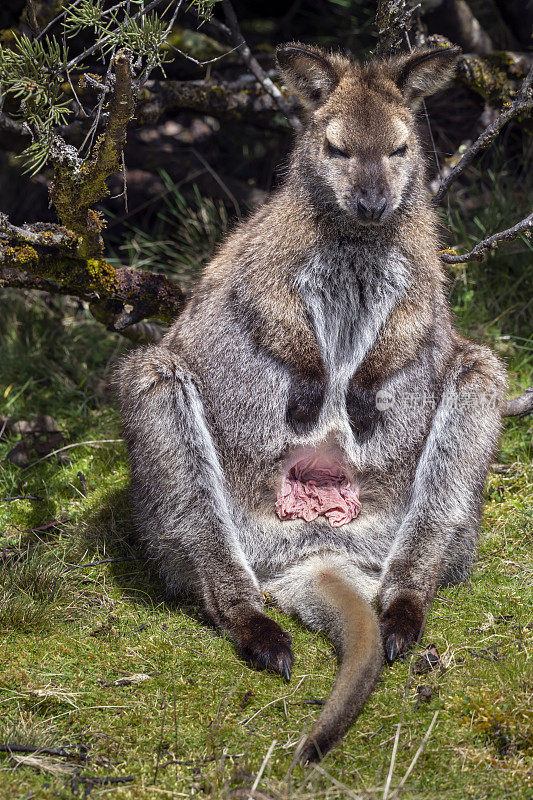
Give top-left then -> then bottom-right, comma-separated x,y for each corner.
20,439 -> 123,471
218,0 -> 301,130
440,212 -> 533,264
383,722 -> 402,800
0,743 -> 79,758
250,739 -> 277,797
389,711 -> 439,799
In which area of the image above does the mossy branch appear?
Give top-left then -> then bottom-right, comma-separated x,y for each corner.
0,216 -> 185,331
433,66 -> 533,204
138,75 -> 291,129
375,0 -> 418,55
455,50 -> 533,107
50,50 -> 136,259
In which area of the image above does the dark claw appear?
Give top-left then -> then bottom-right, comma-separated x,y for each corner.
281,658 -> 292,683
385,634 -> 398,665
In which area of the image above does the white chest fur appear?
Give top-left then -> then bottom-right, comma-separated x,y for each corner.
296,243 -> 410,430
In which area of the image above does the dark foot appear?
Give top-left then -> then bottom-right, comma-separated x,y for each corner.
298,734 -> 328,765
238,611 -> 293,681
380,596 -> 425,665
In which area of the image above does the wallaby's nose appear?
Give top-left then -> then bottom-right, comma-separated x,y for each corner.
357,196 -> 387,222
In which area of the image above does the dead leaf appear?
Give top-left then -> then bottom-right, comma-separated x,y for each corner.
32,415 -> 61,433
4,415 -> 68,467
9,419 -> 34,436
89,623 -> 115,638
413,644 -> 441,674
29,688 -> 79,708
415,684 -> 434,707
33,431 -> 65,455
111,673 -> 152,686
6,440 -> 32,467
239,690 -> 255,709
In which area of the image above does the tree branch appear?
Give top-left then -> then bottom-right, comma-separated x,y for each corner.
432,66 -> 533,205
25,0 -> 41,38
138,74 -> 291,129
440,213 -> 533,264
0,218 -> 185,330
218,0 -> 301,130
2,53 -> 532,156
504,388 -> 533,417
0,111 -> 32,152
50,50 -> 137,259
375,0 -> 418,55
0,268 -> 64,296
423,0 -> 493,55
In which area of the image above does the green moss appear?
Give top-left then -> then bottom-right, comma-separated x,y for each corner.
457,54 -> 522,106
85,257 -> 117,293
2,244 -> 39,268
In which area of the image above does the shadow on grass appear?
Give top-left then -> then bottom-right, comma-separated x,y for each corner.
79,485 -> 202,620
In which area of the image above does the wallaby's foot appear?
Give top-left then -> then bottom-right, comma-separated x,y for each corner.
380,596 -> 424,664
237,611 -> 293,680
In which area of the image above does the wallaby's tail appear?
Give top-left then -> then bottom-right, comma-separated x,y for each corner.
267,559 -> 384,763
299,569 -> 383,762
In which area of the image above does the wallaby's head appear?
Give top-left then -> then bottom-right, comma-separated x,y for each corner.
277,44 -> 459,225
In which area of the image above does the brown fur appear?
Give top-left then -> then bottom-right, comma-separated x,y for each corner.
298,570 -> 383,763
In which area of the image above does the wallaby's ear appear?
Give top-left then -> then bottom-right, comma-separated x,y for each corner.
392,47 -> 461,107
276,43 -> 339,109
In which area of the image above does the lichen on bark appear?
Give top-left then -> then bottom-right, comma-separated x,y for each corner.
50,50 -> 136,260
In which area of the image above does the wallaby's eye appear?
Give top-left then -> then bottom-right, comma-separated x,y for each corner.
326,139 -> 349,159
390,144 -> 408,158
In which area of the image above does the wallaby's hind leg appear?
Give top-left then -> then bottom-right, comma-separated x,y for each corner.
379,342 -> 507,663
116,344 -> 293,679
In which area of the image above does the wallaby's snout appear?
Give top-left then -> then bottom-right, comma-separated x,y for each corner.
339,149 -> 402,226
355,194 -> 387,224
349,171 -> 390,224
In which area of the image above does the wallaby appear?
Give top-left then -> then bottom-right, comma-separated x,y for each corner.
116,43 -> 508,762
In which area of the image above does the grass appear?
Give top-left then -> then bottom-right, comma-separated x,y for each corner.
0,177 -> 532,799
106,177 -> 231,290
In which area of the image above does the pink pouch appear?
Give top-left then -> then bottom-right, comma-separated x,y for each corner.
276,451 -> 361,528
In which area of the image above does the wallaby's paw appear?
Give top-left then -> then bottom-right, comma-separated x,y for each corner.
380,596 -> 424,664
239,612 -> 293,681
297,733 -> 329,765
298,741 -> 320,765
